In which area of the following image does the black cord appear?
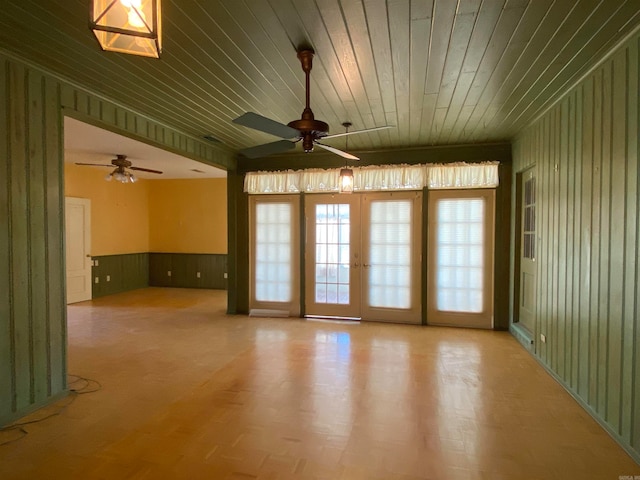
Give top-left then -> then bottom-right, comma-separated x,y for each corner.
68,375 -> 102,394
0,374 -> 101,447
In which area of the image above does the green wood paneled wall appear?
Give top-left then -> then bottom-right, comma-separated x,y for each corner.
0,51 -> 234,426
511,34 -> 640,462
0,58 -> 67,425
92,253 -> 149,298
148,253 -> 228,290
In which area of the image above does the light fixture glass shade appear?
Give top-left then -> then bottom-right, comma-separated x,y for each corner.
339,168 -> 354,194
90,0 -> 162,58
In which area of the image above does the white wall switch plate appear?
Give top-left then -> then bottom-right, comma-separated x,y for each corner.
94,277 -> 99,284
106,275 -> 110,282
540,333 -> 546,343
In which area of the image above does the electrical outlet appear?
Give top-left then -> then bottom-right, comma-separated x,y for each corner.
223,272 -> 228,279
540,333 -> 546,343
106,275 -> 110,282
95,277 -> 99,284
167,271 -> 172,277
196,272 -> 201,278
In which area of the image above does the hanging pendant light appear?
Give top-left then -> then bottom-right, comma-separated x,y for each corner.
90,0 -> 162,58
339,122 -> 354,194
339,167 -> 354,193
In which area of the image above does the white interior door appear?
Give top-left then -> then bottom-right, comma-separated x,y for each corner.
65,197 -> 92,304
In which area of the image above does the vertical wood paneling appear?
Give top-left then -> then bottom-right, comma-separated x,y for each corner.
619,37 -> 637,443
27,70 -> 48,404
597,61 -> 612,419
589,68 -> 602,409
621,36 -> 638,446
44,76 -> 65,397
0,58 -> 67,425
607,50 -> 626,431
0,59 -> 12,422
630,36 -> 640,455
557,98 -> 568,381
9,62 -> 32,413
511,31 -> 640,462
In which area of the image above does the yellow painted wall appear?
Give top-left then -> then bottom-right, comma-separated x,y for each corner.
148,178 -> 227,254
64,163 -> 150,255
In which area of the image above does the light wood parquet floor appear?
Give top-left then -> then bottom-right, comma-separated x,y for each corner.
0,287 -> 638,479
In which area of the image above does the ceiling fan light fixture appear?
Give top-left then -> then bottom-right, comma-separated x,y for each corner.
113,170 -> 126,182
90,0 -> 162,58
339,168 -> 354,194
129,173 -> 138,183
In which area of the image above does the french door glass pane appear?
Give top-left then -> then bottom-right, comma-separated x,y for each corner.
436,198 -> 484,313
315,204 -> 350,304
255,203 -> 292,302
368,200 -> 412,309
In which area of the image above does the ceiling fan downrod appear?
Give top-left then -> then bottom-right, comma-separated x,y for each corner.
287,49 -> 328,153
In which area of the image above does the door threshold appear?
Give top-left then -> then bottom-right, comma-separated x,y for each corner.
305,315 -> 361,324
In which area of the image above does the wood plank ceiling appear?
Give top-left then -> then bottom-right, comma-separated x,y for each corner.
1,0 -> 639,157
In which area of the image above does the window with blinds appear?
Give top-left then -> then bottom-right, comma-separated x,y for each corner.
427,189 -> 495,328
435,199 -> 484,313
368,200 -> 412,309
255,202 -> 292,302
249,196 -> 300,316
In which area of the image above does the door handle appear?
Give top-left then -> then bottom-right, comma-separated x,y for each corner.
353,262 -> 359,267
86,255 -> 91,258
363,263 -> 371,267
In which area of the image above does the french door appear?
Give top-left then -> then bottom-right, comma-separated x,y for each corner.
304,192 -> 422,323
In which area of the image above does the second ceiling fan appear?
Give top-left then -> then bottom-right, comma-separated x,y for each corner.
233,49 -> 392,160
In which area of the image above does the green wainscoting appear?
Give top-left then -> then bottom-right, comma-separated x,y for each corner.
92,253 -> 149,298
511,33 -> 640,462
149,253 -> 228,290
91,253 -> 228,297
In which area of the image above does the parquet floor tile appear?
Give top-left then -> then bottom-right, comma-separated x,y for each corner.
0,287 -> 638,479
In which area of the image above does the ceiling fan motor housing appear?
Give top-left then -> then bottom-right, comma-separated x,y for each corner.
288,116 -> 329,152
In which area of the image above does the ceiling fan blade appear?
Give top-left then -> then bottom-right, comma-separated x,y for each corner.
323,125 -> 394,140
240,140 -> 296,159
233,112 -> 300,139
315,142 -> 359,160
129,166 -> 163,174
74,163 -> 113,167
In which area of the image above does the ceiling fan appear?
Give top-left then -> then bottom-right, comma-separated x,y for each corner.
232,49 -> 393,160
75,154 -> 162,183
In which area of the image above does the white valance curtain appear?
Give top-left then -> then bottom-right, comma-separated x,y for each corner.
244,162 -> 499,194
